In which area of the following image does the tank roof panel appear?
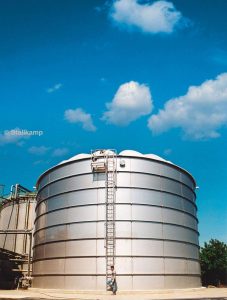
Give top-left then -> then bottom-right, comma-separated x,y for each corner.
119,150 -> 171,163
119,150 -> 143,157
58,153 -> 90,165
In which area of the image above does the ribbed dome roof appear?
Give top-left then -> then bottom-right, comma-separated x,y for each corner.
58,153 -> 90,165
119,150 -> 142,157
119,150 -> 172,164
58,149 -> 171,164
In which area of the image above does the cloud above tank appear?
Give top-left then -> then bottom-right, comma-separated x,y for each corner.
0,128 -> 30,146
47,83 -> 63,93
148,73 -> 227,140
52,147 -> 69,157
110,0 -> 187,34
28,146 -> 69,157
64,108 -> 96,132
28,146 -> 50,155
102,81 -> 153,125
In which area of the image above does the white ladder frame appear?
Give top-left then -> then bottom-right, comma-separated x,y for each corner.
91,149 -> 117,289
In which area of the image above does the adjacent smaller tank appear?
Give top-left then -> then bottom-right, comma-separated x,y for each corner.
0,184 -> 36,288
0,187 -> 36,255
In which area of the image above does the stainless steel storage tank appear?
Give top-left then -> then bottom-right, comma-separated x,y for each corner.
33,150 -> 201,290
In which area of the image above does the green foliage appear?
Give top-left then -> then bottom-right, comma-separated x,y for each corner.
200,239 -> 227,286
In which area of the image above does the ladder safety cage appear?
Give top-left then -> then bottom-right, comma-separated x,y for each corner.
91,150 -> 106,173
90,149 -> 117,289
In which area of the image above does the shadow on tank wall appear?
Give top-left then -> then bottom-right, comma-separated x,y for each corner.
0,250 -> 22,289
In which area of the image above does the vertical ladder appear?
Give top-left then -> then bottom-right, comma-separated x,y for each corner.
91,149 -> 117,289
105,151 -> 117,288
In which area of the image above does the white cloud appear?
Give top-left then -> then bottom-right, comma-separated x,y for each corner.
33,159 -> 50,166
52,147 -> 69,157
28,146 -> 50,155
148,73 -> 227,140
102,81 -> 153,125
64,108 -> 96,131
0,128 -> 30,146
164,148 -> 172,156
110,0 -> 184,34
29,146 -> 69,157
47,83 -> 63,93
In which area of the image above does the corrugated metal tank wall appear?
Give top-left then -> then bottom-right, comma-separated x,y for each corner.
33,150 -> 201,290
0,198 -> 36,255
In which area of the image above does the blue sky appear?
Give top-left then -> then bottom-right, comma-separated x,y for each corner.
0,0 -> 227,245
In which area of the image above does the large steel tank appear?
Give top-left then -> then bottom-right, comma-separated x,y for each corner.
33,150 -> 201,290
